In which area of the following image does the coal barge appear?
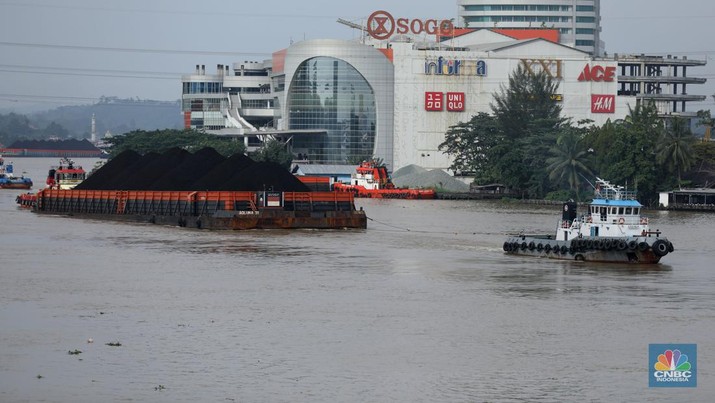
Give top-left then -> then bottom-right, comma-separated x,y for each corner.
29,148 -> 367,230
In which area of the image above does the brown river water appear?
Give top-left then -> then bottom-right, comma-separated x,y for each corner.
1,158 -> 713,402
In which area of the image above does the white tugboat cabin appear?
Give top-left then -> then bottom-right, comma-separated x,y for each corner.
558,178 -> 649,241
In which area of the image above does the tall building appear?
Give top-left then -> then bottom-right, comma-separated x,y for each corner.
457,0 -> 603,55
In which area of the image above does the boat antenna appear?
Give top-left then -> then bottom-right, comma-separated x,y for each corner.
579,173 -> 596,190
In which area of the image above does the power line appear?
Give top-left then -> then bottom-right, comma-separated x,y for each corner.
0,41 -> 270,57
0,1 -> 346,20
0,63 -> 182,77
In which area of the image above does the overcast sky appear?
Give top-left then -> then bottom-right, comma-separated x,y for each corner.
0,0 -> 713,113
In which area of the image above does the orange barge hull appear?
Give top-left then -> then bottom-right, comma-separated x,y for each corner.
33,189 -> 367,230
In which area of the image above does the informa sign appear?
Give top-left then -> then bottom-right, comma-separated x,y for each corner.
425,92 -> 443,111
591,95 -> 615,113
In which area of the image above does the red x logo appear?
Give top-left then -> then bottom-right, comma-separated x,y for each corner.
367,10 -> 395,40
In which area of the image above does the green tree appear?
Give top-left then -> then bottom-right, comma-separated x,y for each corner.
439,112 -> 501,183
440,65 -> 565,197
489,65 -> 565,196
107,129 -> 245,157
252,139 -> 293,170
584,103 -> 664,205
656,117 -> 696,187
546,125 -> 594,199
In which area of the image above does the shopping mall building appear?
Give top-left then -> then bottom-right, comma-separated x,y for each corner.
181,10 -> 707,172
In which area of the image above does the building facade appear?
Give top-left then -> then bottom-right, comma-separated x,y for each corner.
457,0 -> 603,55
181,11 -> 707,173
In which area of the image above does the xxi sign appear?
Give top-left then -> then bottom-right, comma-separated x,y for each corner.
367,10 -> 453,40
520,59 -> 563,79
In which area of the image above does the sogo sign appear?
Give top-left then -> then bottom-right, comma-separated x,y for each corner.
367,10 -> 454,40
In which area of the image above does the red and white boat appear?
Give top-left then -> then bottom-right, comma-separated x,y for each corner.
333,161 -> 435,199
46,157 -> 87,190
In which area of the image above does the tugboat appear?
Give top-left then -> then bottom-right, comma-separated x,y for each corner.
46,157 -> 86,189
333,160 -> 436,199
503,178 -> 674,263
0,155 -> 33,189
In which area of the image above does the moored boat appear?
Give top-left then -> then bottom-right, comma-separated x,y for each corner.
46,157 -> 87,189
333,160 -> 436,199
0,156 -> 33,189
503,178 -> 674,263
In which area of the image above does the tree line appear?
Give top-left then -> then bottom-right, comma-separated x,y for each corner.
0,113 -> 70,146
439,66 -> 714,206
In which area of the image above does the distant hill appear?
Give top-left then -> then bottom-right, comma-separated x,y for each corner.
31,97 -> 182,139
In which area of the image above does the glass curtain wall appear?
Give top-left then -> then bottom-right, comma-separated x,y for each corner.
287,57 -> 376,164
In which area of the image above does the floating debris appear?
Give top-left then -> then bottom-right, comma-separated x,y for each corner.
105,342 -> 122,347
36,375 -> 43,379
68,349 -> 82,355
154,385 -> 166,391
87,338 -> 94,343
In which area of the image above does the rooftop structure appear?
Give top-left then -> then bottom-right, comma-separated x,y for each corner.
457,0 -> 603,55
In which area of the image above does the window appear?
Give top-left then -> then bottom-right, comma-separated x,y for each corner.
576,40 -> 595,46
577,5 -> 595,12
576,16 -> 596,23
288,57 -> 376,164
576,28 -> 594,35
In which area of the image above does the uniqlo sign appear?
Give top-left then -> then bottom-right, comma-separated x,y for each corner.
591,95 -> 615,113
425,92 -> 443,111
446,92 -> 465,111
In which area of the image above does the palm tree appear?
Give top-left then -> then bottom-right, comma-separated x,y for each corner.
656,117 -> 695,188
547,128 -> 594,199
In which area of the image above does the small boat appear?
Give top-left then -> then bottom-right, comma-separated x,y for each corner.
46,157 -> 86,189
0,155 -> 33,189
503,178 -> 674,263
333,161 -> 435,199
16,192 -> 36,208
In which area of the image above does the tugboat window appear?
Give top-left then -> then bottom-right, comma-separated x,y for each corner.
625,207 -> 632,214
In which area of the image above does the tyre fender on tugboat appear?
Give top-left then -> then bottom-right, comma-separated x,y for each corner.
652,239 -> 669,257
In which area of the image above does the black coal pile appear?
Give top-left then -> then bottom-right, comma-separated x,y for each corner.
74,150 -> 143,190
147,147 -> 226,190
218,161 -> 309,192
77,148 -> 310,192
191,153 -> 255,190
118,147 -> 191,190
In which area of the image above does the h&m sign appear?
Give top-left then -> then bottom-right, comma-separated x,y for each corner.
591,95 -> 615,113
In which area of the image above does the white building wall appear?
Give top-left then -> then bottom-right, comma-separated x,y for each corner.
390,41 -> 621,171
